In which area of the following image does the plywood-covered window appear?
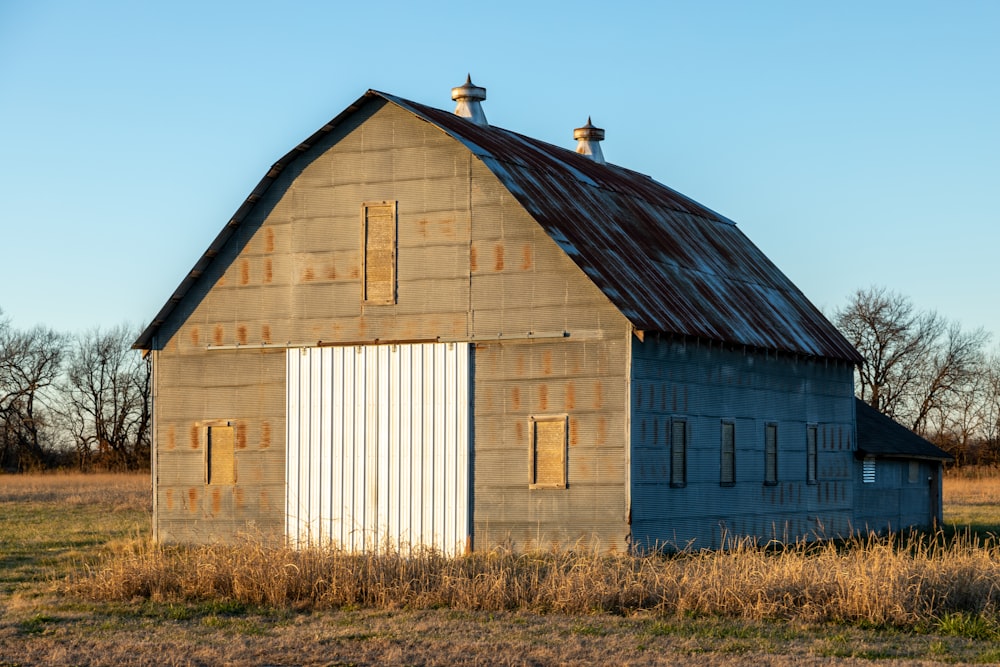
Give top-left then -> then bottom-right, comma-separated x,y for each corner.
362,201 -> 397,304
720,421 -> 735,486
764,422 -> 778,485
806,425 -> 818,485
529,415 -> 567,489
908,460 -> 920,484
207,424 -> 235,485
670,419 -> 687,488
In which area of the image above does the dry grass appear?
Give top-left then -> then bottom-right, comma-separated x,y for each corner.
943,466 -> 1000,534
5,471 -> 1000,665
70,531 -> 1000,632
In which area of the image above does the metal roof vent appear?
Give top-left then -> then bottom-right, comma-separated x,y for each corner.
451,74 -> 488,126
573,117 -> 605,164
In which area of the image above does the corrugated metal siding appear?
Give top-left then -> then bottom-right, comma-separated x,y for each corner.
152,347 -> 286,544
630,336 -> 857,549
286,343 -> 470,554
853,459 -> 938,532
473,336 -> 631,552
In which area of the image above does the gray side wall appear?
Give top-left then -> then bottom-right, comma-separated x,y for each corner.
853,458 -> 941,532
630,336 -> 856,549
151,99 -> 630,545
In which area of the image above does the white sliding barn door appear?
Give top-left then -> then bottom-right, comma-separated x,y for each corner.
286,343 -> 470,555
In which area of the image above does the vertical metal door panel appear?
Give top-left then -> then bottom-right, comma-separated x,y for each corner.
286,343 -> 469,554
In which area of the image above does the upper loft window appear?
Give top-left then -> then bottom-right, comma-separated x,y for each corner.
362,201 -> 397,305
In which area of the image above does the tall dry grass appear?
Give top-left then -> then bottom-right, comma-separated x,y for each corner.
72,531 -> 1000,629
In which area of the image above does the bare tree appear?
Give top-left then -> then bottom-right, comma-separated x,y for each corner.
63,325 -> 151,470
834,287 -> 942,422
0,312 -> 66,470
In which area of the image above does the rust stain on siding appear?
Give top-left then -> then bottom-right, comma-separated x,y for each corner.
469,245 -> 478,272
569,417 -> 578,446
493,243 -> 504,272
211,487 -> 222,515
235,487 -> 245,509
515,420 -> 524,441
240,260 -> 250,285
326,263 -> 337,280
565,381 -> 575,410
165,488 -> 174,510
265,227 -> 275,252
303,267 -> 315,282
190,425 -> 200,450
262,324 -> 271,344
542,350 -> 552,376
511,387 -> 521,410
236,423 -> 247,449
237,325 -> 248,345
190,327 -> 200,347
597,416 -> 608,445
264,258 -> 273,283
521,243 -> 533,270
188,487 -> 199,513
213,325 -> 224,346
538,385 -> 548,410
593,380 -> 603,409
515,353 -> 525,377
261,421 -> 271,448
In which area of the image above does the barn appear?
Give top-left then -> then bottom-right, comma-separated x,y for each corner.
134,78 -> 945,553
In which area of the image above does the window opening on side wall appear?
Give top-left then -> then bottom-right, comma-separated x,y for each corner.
361,200 -> 397,305
908,460 -> 920,484
529,415 -> 567,489
806,425 -> 818,485
720,421 -> 735,486
670,419 -> 687,487
764,422 -> 778,485
207,424 -> 235,485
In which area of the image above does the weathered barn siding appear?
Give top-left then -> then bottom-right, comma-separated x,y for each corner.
630,335 -> 856,549
151,98 -> 630,546
853,459 -> 941,532
473,337 -> 630,551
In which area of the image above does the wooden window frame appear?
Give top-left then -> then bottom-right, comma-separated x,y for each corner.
670,418 -> 687,488
764,422 -> 778,486
361,200 -> 397,305
720,420 -> 735,487
204,420 -> 236,485
529,415 -> 568,489
806,424 -> 818,485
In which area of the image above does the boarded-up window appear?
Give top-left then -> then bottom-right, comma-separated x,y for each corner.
863,456 -> 876,483
670,419 -> 687,487
764,423 -> 778,485
362,201 -> 397,304
908,460 -> 920,484
207,425 -> 235,485
530,416 -> 567,489
721,421 -> 735,486
806,425 -> 818,485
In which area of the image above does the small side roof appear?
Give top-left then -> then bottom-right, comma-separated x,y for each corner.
135,89 -> 863,364
855,399 -> 953,462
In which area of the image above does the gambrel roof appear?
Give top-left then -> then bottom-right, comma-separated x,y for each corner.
135,89 -> 862,364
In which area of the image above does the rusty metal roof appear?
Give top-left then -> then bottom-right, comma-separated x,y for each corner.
135,89 -> 862,363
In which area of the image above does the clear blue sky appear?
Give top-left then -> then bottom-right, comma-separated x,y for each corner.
2,1 -> 998,346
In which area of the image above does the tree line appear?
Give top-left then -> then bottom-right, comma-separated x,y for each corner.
2,286 -> 998,472
0,312 -> 149,471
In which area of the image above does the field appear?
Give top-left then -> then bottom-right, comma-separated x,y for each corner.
1,472 -> 999,666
